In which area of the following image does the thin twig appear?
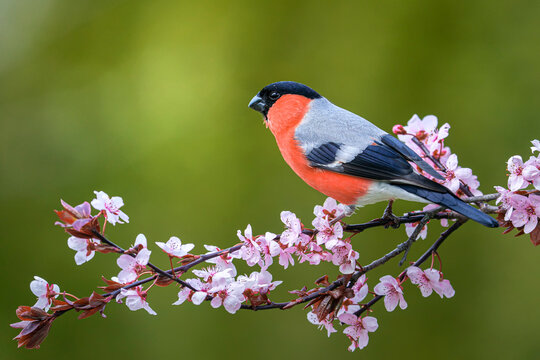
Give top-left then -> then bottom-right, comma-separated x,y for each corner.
91,230 -> 196,291
353,220 -> 466,316
238,219 -> 462,311
399,213 -> 432,266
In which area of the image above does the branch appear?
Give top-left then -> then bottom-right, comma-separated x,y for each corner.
344,193 -> 499,233
109,192 -> 496,311
239,216 -> 462,311
91,230 -> 196,291
353,220 -> 466,316
45,194 -> 496,319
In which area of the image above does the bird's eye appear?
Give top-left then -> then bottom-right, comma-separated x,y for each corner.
269,92 -> 280,100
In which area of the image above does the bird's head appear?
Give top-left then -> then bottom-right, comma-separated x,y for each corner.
248,81 -> 321,120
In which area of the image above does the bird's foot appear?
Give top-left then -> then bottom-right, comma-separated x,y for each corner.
381,200 -> 400,229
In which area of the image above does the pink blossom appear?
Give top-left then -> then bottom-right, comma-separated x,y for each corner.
132,233 -> 147,248
207,272 -> 245,314
298,244 -> 332,265
172,278 -> 209,306
210,283 -> 245,314
54,200 -> 92,229
205,268 -> 234,286
523,156 -> 540,190
507,156 -> 528,191
531,139 -> 540,153
331,243 -> 359,274
193,265 -> 226,282
193,263 -> 238,284
237,225 -> 262,267
425,124 -> 451,162
280,211 -> 310,246
117,286 -> 156,315
397,115 -> 449,159
433,145 -> 452,170
437,279 -> 455,298
419,125 -> 452,170
117,248 -> 151,283
312,198 -> 348,248
257,232 -> 281,270
173,286 -> 192,306
307,312 -> 337,337
397,114 -> 439,144
155,236 -> 194,258
91,190 -> 129,225
30,276 -> 60,311
202,245 -> 240,277
191,291 -> 208,305
405,221 -> 428,240
443,154 -> 476,194
406,266 -> 455,298
494,186 -> 513,210
67,236 -> 99,265
396,115 -> 454,173
203,244 -> 240,271
187,278 -> 211,305
313,197 -> 349,220
237,270 -> 282,294
508,194 -> 540,233
462,174 -> 482,196
350,275 -> 368,303
337,304 -> 361,317
277,245 -> 296,269
437,123 -> 451,140
312,216 -> 344,249
373,275 -> 407,312
338,313 -> 378,351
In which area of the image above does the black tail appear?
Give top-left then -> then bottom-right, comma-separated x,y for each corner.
396,184 -> 499,228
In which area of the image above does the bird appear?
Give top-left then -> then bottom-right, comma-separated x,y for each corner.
248,81 -> 498,228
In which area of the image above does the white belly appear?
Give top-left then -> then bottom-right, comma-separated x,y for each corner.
355,182 -> 429,207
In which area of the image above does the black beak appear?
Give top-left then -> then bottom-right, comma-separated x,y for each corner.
248,95 -> 266,113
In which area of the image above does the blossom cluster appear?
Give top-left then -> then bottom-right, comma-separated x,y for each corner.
393,115 -> 483,239
235,198 -> 358,274
170,198 -> 360,319
303,264 -> 454,351
394,114 -> 482,197
495,140 -> 540,245
12,189 -> 461,352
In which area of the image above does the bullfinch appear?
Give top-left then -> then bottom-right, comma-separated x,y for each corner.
248,81 -> 498,228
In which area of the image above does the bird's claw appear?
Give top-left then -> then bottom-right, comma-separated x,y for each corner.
381,200 -> 400,229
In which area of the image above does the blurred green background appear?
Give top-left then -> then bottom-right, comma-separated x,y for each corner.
1,0 -> 539,358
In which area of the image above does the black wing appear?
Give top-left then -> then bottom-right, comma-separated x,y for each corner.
306,138 -> 447,193
379,134 -> 444,180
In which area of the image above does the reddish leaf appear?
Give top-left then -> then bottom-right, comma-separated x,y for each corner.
11,307 -> 55,349
15,306 -> 50,321
530,224 -> 540,246
155,275 -> 174,287
99,276 -> 123,292
315,275 -> 329,286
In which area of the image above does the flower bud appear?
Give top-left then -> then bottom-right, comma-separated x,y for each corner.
392,124 -> 406,135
